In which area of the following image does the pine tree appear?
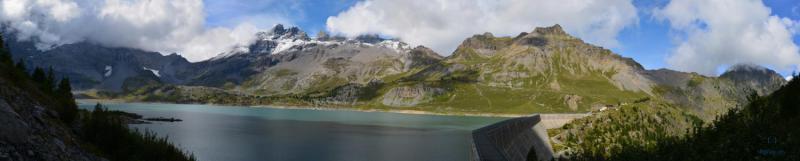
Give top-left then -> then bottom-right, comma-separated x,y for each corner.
56,77 -> 78,123
32,67 -> 46,84
0,49 -> 9,65
45,67 -> 56,92
15,59 -> 25,71
56,77 -> 73,97
30,67 -> 54,93
0,34 -> 9,65
94,103 -> 103,112
0,51 -> 9,65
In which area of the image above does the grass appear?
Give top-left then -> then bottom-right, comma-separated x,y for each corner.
687,75 -> 705,87
303,75 -> 348,96
272,68 -> 298,77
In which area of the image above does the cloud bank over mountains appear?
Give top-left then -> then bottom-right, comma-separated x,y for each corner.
0,0 -> 275,62
326,0 -> 639,55
656,0 -> 800,75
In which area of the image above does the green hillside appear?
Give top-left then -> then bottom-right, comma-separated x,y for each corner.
553,75 -> 800,160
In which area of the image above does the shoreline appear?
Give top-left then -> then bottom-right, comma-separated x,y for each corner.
252,104 -> 529,118
76,99 -> 582,118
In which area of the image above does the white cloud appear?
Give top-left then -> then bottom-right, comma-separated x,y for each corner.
656,0 -> 800,76
787,75 -> 794,81
0,0 -> 287,62
326,0 -> 639,55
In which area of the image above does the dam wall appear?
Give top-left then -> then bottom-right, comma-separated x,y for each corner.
470,114 -> 554,161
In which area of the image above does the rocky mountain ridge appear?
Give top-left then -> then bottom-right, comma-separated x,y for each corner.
187,24 -> 441,95
156,25 -> 784,116
4,24 -> 787,115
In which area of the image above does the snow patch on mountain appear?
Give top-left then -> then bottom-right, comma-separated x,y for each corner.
104,65 -> 112,77
271,38 -> 342,54
143,67 -> 161,77
377,40 -> 412,53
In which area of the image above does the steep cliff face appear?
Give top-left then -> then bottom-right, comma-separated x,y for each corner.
380,83 -> 445,107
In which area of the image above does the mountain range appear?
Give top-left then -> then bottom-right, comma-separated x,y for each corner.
4,24 -> 786,116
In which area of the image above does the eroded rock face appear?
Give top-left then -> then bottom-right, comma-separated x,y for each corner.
563,95 -> 582,111
533,24 -> 568,36
381,84 -> 444,107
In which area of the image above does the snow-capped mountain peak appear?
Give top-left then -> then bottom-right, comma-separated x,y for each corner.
211,24 -> 415,60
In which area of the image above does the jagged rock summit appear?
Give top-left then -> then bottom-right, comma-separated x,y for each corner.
265,24 -> 310,40
533,24 -> 568,35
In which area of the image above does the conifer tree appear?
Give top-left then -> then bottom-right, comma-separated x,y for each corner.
0,49 -> 9,65
94,103 -> 103,112
56,77 -> 77,123
56,77 -> 73,97
45,67 -> 56,92
0,51 -> 9,64
32,67 -> 46,84
15,59 -> 25,71
0,34 -> 9,64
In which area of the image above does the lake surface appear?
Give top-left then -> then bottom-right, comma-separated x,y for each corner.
77,101 -> 507,161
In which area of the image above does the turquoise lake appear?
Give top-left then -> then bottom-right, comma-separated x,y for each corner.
77,101 -> 507,161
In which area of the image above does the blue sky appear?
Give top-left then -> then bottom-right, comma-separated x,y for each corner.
622,0 -> 800,74
203,0 -> 358,36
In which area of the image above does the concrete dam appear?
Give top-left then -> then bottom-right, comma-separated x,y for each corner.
470,114 -> 587,161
